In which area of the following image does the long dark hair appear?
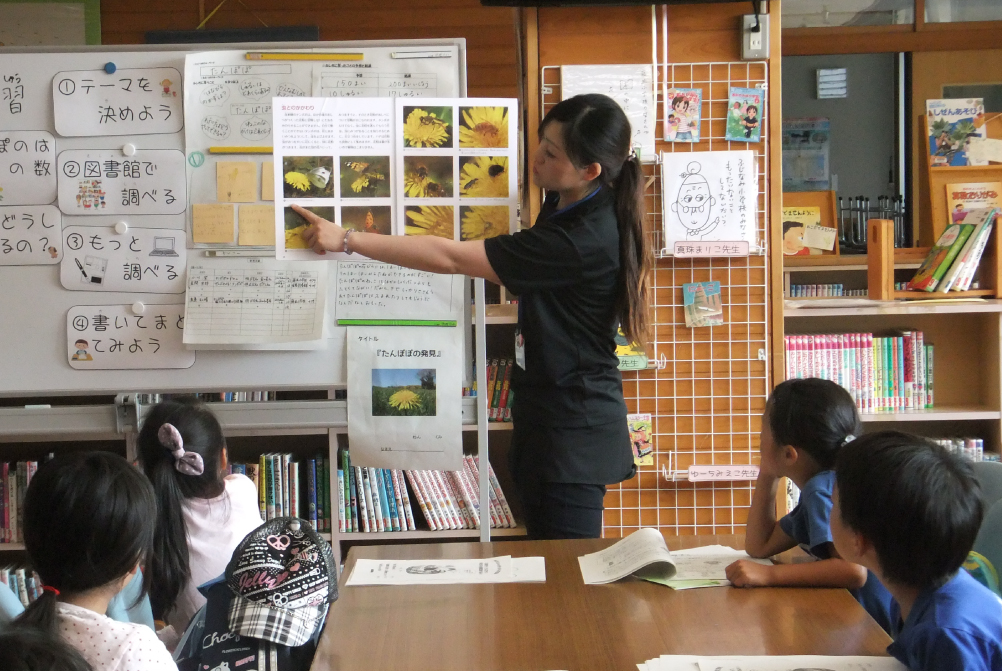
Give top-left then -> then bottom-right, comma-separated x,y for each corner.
137,397 -> 227,619
540,93 -> 653,346
0,627 -> 94,671
768,378 -> 862,469
14,452 -> 155,636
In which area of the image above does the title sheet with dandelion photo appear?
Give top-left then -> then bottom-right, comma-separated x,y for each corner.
395,98 -> 518,241
347,325 -> 463,470
273,97 -> 395,260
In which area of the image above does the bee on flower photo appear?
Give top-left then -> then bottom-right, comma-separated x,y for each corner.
402,106 -> 453,148
371,368 -> 437,417
282,156 -> 335,198
459,106 -> 508,149
459,156 -> 509,198
460,205 -> 509,241
404,156 -> 453,198
405,205 -> 454,239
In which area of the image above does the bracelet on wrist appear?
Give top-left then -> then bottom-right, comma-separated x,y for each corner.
343,229 -> 354,255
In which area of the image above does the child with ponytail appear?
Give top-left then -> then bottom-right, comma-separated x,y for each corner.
13,451 -> 175,670
138,398 -> 262,636
294,94 -> 652,539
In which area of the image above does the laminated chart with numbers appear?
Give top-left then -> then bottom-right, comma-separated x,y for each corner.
183,258 -> 328,345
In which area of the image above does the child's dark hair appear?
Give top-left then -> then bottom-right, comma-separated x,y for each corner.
0,627 -> 94,671
836,431 -> 983,588
539,93 -> 653,346
137,397 -> 227,619
782,220 -> 805,235
746,105 -> 758,114
15,452 -> 155,636
767,378 -> 861,469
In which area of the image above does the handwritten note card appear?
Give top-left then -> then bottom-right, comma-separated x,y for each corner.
52,67 -> 183,137
192,203 -> 235,243
216,161 -> 257,202
0,131 -> 56,205
238,204 -> 275,246
0,205 -> 61,265
183,258 -> 328,345
67,304 -> 194,370
56,149 -> 187,216
561,65 -> 656,161
60,226 -> 186,293
335,260 -> 462,324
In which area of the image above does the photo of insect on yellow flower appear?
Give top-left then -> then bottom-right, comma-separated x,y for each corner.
283,205 -> 333,249
402,106 -> 453,148
371,368 -> 437,417
405,205 -> 454,239
404,155 -> 453,198
282,156 -> 335,198
340,156 -> 390,198
459,156 -> 508,199
460,206 -> 509,241
459,106 -> 508,149
342,206 -> 391,235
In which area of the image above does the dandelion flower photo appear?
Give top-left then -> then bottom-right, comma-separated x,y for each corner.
404,156 -> 453,198
405,205 -> 454,239
371,368 -> 437,417
282,156 -> 334,198
459,156 -> 508,198
283,206 -> 333,250
459,106 -> 508,149
402,106 -> 453,148
460,206 -> 509,241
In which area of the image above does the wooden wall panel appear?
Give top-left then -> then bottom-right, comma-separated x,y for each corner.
99,0 -> 520,98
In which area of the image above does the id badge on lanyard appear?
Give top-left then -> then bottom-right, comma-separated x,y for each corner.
515,297 -> 526,369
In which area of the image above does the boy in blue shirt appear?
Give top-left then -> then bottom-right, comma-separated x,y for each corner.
832,431 -> 1002,671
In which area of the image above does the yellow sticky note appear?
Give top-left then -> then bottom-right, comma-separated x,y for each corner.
216,161 -> 258,203
192,203 -> 235,243
261,161 -> 275,201
238,204 -> 276,246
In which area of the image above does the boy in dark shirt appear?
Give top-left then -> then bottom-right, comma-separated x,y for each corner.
832,432 -> 1002,671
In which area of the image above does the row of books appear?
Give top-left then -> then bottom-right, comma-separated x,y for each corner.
908,208 -> 996,292
229,454 -> 335,533
1,461 -> 38,544
138,391 -> 281,404
484,358 -> 515,422
932,438 -> 999,463
788,284 -> 866,298
784,332 -> 934,412
1,566 -> 41,607
336,450 -> 516,532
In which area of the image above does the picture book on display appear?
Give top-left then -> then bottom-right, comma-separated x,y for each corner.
628,413 -> 653,466
725,87 -> 763,143
940,208 -> 997,293
907,222 -> 975,292
946,182 -> 1001,224
683,282 -> 723,327
664,88 -> 702,143
782,205 -> 837,256
926,98 -> 986,167
615,328 -> 649,371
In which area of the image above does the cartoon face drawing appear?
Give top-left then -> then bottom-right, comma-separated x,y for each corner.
671,163 -> 715,235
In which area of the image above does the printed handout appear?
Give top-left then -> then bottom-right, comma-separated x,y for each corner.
639,656 -> 906,671
346,556 -> 545,586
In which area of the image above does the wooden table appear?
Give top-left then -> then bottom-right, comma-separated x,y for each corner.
313,534 -> 891,671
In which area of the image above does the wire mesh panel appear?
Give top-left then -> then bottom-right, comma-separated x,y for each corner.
542,62 -> 771,536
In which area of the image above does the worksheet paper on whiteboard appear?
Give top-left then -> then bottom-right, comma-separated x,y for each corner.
660,150 -> 759,254
336,260 -> 463,325
561,65 -> 656,161
347,325 -> 463,470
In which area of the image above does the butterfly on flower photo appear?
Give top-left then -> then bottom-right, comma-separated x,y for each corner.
460,206 -> 509,241
459,106 -> 508,149
402,106 -> 453,148
405,205 -> 454,240
342,206 -> 391,235
404,156 -> 453,198
283,205 -> 333,250
340,156 -> 390,198
459,156 -> 509,199
282,156 -> 335,198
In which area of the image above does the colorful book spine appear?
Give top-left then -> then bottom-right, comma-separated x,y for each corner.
353,467 -> 368,532
341,450 -> 352,533
307,459 -> 318,530
405,470 -> 437,530
360,466 -> 377,532
466,456 -> 502,528
290,461 -> 300,519
367,467 -> 385,532
416,469 -> 450,529
336,469 -> 346,532
322,456 -> 332,531
394,470 -> 417,531
265,454 -> 276,520
315,456 -> 325,530
481,457 -> 517,528
348,464 -> 359,533
926,344 -> 935,408
956,221 -> 995,291
388,469 -> 406,531
450,470 -> 480,529
434,470 -> 466,528
381,469 -> 400,532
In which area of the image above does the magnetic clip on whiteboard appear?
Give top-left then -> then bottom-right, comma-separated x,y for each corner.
122,143 -> 136,157
114,221 -> 128,235
131,302 -> 145,315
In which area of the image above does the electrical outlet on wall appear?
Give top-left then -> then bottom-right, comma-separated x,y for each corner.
741,13 -> 769,60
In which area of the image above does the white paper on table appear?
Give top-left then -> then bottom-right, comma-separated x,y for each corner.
669,546 -> 770,581
347,325 -> 463,471
509,557 -> 546,583
346,556 -> 512,585
696,656 -> 908,671
578,527 -> 677,584
659,656 -> 700,671
183,257 -> 327,345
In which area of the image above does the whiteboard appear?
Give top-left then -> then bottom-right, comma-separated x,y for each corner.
0,41 -> 467,396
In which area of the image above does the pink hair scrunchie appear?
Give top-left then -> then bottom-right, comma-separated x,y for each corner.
158,422 -> 205,476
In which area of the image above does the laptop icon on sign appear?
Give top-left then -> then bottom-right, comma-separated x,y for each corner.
149,237 -> 179,257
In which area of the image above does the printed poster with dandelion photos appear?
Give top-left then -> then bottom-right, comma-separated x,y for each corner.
396,98 -> 518,242
347,325 -> 464,470
273,97 -> 396,260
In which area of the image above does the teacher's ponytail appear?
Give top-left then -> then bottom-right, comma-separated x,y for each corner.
540,94 -> 653,346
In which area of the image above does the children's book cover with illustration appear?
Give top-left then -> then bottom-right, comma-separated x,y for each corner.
946,182 -> 1001,224
660,151 -> 758,251
683,281 -> 723,328
665,88 -> 703,143
615,327 -> 649,371
907,223 -> 975,292
781,206 -> 836,256
926,98 -> 986,167
725,87 -> 763,143
627,413 -> 654,467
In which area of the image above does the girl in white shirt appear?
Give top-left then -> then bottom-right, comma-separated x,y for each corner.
138,399 -> 262,635
13,451 -> 176,671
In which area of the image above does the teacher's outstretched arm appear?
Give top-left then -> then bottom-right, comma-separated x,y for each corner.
292,204 -> 502,286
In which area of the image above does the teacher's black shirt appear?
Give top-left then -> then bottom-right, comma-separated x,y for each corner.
484,186 -> 628,430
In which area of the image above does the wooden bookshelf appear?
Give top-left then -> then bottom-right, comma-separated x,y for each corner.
337,526 -> 527,542
860,407 -> 1002,422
